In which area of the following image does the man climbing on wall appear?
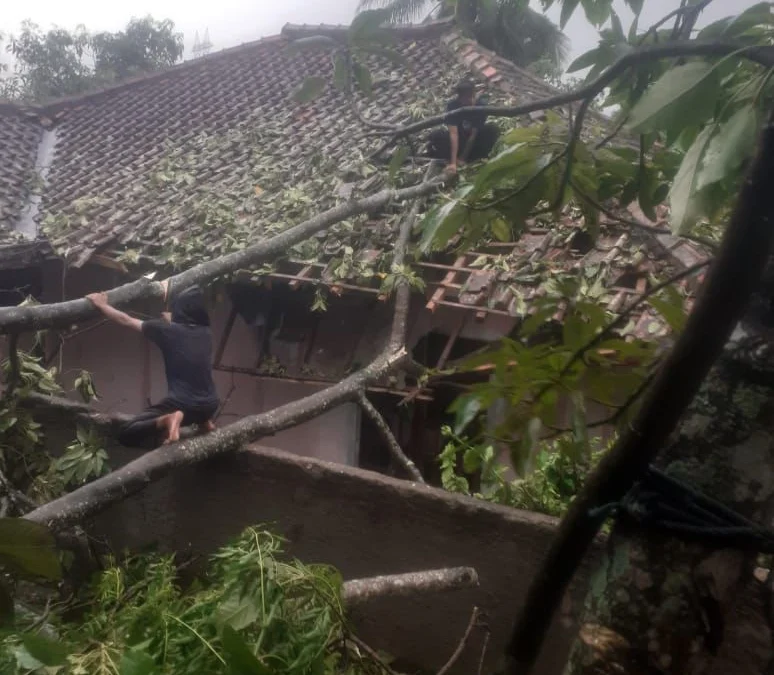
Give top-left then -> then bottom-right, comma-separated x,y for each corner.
86,282 -> 220,448
426,79 -> 500,173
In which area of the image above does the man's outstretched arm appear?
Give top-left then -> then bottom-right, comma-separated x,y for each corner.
86,292 -> 143,332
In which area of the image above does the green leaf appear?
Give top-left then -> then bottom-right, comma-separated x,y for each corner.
453,395 -> 481,435
495,170 -> 551,231
668,125 -> 714,235
624,0 -> 644,15
120,649 -> 157,675
21,633 -> 69,667
352,60 -> 372,97
332,52 -> 349,91
218,590 -> 260,630
13,645 -> 45,670
502,125 -> 543,144
349,9 -> 394,45
292,77 -> 326,103
221,625 -> 271,675
491,218 -> 511,242
697,106 -> 759,190
566,46 -> 605,73
581,0 -> 611,27
627,62 -> 721,135
0,518 -> 61,580
649,296 -> 686,334
471,144 -> 546,197
700,2 -> 773,39
418,192 -> 470,253
463,447 -> 482,474
560,0 -> 582,28
287,35 -> 340,51
388,145 -> 410,183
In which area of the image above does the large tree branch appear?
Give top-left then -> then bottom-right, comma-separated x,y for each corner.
370,41 -> 774,154
22,169 -> 446,529
505,109 -> 774,673
0,177 -> 446,335
24,347 -> 406,529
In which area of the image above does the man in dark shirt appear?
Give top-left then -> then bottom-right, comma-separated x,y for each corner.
427,79 -> 500,173
86,284 -> 220,448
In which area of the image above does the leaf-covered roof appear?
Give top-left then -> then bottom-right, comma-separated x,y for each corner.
0,20 -> 709,336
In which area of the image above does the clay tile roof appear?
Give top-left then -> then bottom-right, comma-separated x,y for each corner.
0,108 -> 43,238
0,19 -> 575,261
0,19 -> 711,337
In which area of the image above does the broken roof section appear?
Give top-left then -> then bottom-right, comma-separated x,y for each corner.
0,19 -> 710,336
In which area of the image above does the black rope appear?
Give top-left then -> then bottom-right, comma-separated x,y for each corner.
589,465 -> 774,553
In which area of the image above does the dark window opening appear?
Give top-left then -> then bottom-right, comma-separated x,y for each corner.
612,269 -> 645,290
569,229 -> 594,254
412,330 -> 488,369
0,267 -> 43,307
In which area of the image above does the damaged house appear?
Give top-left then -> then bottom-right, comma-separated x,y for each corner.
0,20 -> 709,479
1,18 -> 757,675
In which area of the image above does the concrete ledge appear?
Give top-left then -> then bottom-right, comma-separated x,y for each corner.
88,445 -> 599,675
30,399 -> 773,674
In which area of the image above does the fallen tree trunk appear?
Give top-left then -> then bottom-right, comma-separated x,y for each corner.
24,348 -> 407,529
0,177 -> 445,334
23,167 -> 445,531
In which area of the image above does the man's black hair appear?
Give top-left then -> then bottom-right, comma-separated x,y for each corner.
455,79 -> 476,95
171,285 -> 210,327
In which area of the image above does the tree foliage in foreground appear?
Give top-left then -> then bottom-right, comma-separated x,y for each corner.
0,17 -> 183,102
356,0 -> 569,71
0,527 -> 385,675
415,0 -> 774,474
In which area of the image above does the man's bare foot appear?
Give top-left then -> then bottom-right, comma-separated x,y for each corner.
157,411 -> 184,444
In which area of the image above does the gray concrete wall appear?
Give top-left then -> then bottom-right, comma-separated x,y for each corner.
88,445 -> 593,675
25,400 -> 772,675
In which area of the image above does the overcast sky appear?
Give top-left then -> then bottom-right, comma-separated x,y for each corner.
0,0 -> 764,67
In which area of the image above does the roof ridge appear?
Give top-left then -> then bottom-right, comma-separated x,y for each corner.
0,19 -> 458,117
0,33 -> 289,115
440,29 -> 559,97
282,17 -> 455,40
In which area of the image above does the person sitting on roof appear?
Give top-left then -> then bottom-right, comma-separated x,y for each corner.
86,283 -> 220,448
426,79 -> 500,173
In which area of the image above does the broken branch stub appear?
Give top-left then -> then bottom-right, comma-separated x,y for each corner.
342,566 -> 479,607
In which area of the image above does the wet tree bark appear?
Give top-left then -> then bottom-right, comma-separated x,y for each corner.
565,276 -> 774,674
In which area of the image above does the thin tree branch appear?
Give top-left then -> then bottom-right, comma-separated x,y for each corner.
0,177 -> 447,335
5,332 -> 20,398
570,180 -> 719,251
346,634 -> 402,675
639,0 -> 716,45
0,466 -> 36,516
357,392 -> 424,482
369,41 -> 774,156
436,606 -> 482,675
342,567 -> 478,607
506,108 -> 774,675
477,628 -> 491,675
